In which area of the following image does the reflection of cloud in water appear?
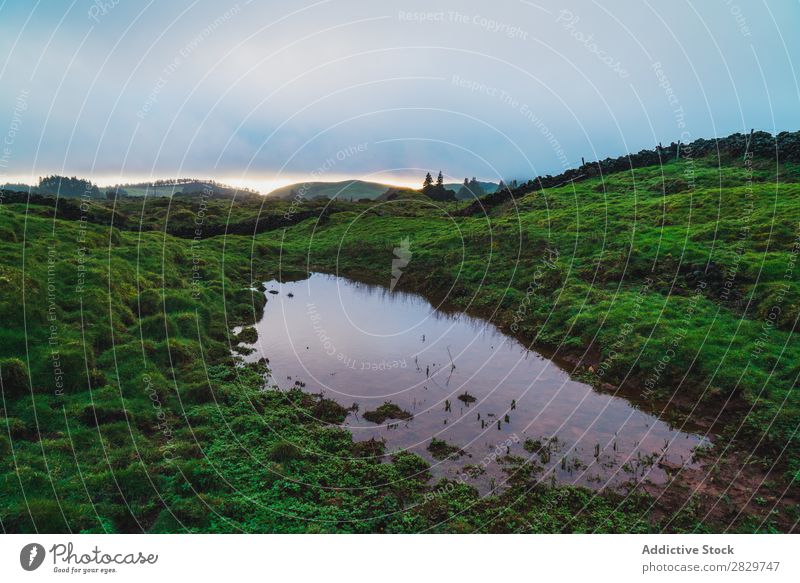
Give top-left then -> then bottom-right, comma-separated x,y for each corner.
245,273 -> 708,494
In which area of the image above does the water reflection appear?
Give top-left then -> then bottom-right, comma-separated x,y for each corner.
242,273 -> 707,493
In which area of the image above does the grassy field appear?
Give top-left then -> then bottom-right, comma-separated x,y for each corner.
1,146 -> 798,533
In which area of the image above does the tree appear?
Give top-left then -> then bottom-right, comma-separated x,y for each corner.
422,170 -> 456,201
38,175 -> 101,198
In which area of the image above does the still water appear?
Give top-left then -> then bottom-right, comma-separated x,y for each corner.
241,273 -> 707,492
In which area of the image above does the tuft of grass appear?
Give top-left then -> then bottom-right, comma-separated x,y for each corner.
427,438 -> 466,460
362,401 -> 412,424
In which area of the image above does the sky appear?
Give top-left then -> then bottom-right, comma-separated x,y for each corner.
0,0 -> 799,193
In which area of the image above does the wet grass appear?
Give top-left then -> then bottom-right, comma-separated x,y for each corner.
362,401 -> 413,424
0,150 -> 798,532
427,438 -> 467,460
276,156 -> 800,490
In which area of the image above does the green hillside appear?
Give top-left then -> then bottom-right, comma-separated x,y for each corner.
1,132 -> 798,533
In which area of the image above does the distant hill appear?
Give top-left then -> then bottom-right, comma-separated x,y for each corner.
444,181 -> 499,199
0,183 -> 32,192
111,180 -> 257,198
6,176 -> 500,201
267,179 -> 499,202
266,180 -> 393,201
377,187 -> 431,202
3,178 -> 257,199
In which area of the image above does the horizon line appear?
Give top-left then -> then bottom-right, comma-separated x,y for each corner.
0,172 -> 505,197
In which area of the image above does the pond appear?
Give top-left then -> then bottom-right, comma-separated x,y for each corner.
240,272 -> 707,493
